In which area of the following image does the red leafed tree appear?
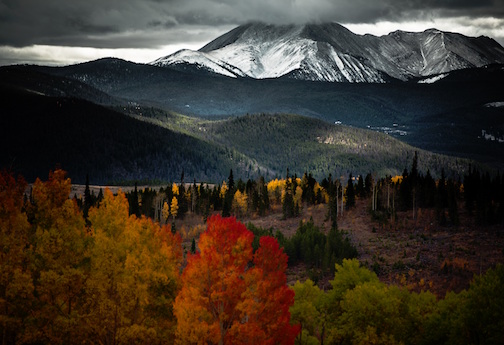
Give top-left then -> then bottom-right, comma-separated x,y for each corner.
174,215 -> 299,345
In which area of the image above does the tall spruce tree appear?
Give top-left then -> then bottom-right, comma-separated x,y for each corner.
346,174 -> 355,209
83,174 -> 92,219
222,169 -> 234,217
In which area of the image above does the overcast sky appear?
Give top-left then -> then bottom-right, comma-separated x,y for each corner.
1,0 -> 504,66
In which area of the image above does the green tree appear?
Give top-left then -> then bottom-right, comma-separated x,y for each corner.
290,279 -> 326,344
83,173 -> 92,219
283,169 -> 296,219
345,174 -> 355,209
222,170 -> 234,217
191,237 -> 196,254
425,264 -> 504,345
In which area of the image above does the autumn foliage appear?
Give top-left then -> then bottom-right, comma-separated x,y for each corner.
3,169 -> 503,345
174,215 -> 299,345
0,170 -> 182,345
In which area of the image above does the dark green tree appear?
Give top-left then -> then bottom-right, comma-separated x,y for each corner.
83,174 -> 92,219
129,182 -> 140,217
282,168 -> 296,219
364,173 -> 373,198
191,238 -> 196,254
356,175 -> 365,198
346,174 -> 355,209
222,169 -> 234,217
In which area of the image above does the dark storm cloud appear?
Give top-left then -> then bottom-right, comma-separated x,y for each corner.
1,0 -> 504,49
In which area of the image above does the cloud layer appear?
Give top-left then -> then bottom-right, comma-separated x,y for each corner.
2,0 -> 504,49
1,0 -> 504,66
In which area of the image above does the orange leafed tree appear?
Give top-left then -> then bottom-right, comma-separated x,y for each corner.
174,215 -> 299,345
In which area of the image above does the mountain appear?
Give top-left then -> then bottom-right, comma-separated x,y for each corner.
152,22 -> 504,82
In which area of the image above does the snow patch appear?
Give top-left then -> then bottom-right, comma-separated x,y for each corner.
418,74 -> 448,84
484,102 -> 504,108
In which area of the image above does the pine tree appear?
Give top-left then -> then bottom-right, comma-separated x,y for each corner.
326,175 -> 338,228
222,170 -> 234,217
282,169 -> 295,219
129,182 -> 140,217
346,174 -> 356,209
83,174 -> 92,219
447,179 -> 460,227
356,175 -> 365,198
191,237 -> 196,254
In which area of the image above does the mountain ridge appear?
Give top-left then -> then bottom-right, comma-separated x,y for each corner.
152,22 -> 504,82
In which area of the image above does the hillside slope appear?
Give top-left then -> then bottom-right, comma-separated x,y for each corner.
0,87 -> 255,184
197,113 -> 471,179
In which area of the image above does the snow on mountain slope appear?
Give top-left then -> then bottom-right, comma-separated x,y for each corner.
201,23 -> 386,82
152,22 -> 504,82
151,49 -> 247,78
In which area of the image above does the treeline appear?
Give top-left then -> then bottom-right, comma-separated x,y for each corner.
364,152 -> 504,227
109,153 -> 503,233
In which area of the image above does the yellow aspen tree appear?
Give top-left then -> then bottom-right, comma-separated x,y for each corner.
172,182 -> 179,196
87,189 -> 182,345
233,189 -> 248,216
171,196 -> 179,220
162,201 -> 170,224
219,181 -> 228,199
294,186 -> 303,209
22,170 -> 90,345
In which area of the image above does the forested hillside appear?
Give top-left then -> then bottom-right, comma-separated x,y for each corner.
198,113 -> 472,179
0,87 -> 255,184
1,84 -> 479,185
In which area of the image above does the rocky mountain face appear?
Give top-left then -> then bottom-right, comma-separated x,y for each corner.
152,22 -> 504,82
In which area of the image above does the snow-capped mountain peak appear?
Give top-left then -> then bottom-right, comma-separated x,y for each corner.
151,22 -> 504,83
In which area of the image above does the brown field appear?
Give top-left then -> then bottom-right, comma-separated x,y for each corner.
190,198 -> 503,297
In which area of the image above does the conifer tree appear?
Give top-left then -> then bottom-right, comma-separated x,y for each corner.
282,169 -> 296,219
346,174 -> 355,209
191,237 -> 196,254
83,173 -> 92,219
129,182 -> 140,217
356,175 -> 365,198
222,169 -> 234,217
